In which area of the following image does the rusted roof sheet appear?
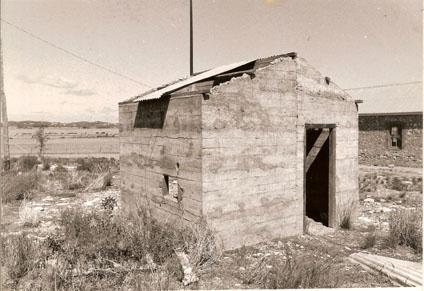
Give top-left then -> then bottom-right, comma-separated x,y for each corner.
132,60 -> 254,102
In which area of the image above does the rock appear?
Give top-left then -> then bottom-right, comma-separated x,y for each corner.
358,217 -> 372,224
306,217 -> 335,235
175,250 -> 198,286
145,253 -> 156,270
379,199 -> 386,203
381,207 -> 392,213
364,198 -> 375,203
252,252 -> 264,258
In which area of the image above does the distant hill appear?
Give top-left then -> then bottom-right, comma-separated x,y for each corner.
9,120 -> 119,129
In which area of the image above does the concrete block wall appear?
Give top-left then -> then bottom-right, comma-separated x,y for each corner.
296,58 -> 359,222
119,55 -> 360,250
358,114 -> 422,167
201,58 -> 302,250
119,95 -> 203,223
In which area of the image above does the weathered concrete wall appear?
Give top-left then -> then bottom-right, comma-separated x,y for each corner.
296,58 -> 359,224
119,55 -> 359,250
358,114 -> 422,168
119,95 -> 202,222
201,58 -> 301,250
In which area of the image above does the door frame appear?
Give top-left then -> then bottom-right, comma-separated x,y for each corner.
303,123 -> 336,232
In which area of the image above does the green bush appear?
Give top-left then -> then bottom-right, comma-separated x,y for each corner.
388,209 -> 422,253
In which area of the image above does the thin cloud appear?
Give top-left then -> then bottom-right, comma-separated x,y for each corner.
16,73 -> 97,96
99,106 -> 117,114
16,74 -> 40,84
64,88 -> 96,96
43,75 -> 77,89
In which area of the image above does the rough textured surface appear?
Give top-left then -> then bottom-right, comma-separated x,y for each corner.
202,59 -> 300,250
202,57 -> 358,249
296,57 -> 359,228
358,114 -> 422,168
119,95 -> 202,222
119,55 -> 359,250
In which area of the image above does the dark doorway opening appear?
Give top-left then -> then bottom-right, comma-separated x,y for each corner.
305,126 -> 333,226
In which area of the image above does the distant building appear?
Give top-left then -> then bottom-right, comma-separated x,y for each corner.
354,83 -> 422,167
118,53 -> 359,250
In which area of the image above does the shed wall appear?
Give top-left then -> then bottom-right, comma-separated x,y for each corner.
296,58 -> 359,222
358,114 -> 422,167
201,58 -> 302,250
119,95 -> 202,222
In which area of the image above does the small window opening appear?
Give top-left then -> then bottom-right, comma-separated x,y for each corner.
163,174 -> 169,192
389,125 -> 402,149
162,174 -> 182,202
134,97 -> 170,128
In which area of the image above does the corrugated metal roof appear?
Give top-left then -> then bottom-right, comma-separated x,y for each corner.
132,60 -> 254,102
348,83 -> 423,114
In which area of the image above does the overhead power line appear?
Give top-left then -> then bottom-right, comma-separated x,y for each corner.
344,81 -> 422,91
1,18 -> 155,89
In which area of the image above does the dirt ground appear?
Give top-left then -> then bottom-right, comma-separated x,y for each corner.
1,164 -> 422,289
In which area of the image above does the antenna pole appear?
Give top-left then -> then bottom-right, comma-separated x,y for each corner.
189,0 -> 193,75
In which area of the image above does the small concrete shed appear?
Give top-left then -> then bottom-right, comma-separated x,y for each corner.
119,53 -> 359,250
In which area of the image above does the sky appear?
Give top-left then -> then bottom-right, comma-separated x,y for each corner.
1,0 -> 422,122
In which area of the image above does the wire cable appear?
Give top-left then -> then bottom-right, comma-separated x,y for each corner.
1,18 -> 155,89
344,81 -> 421,91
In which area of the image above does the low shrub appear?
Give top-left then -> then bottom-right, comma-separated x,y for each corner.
242,251 -> 339,289
19,199 -> 41,227
76,157 -> 117,173
101,195 -> 118,211
182,220 -> 221,270
339,208 -> 353,230
1,233 -> 40,280
390,177 -> 406,191
41,162 -> 50,171
360,232 -> 376,249
0,171 -> 40,203
2,206 -> 219,289
388,209 -> 422,253
52,207 -> 218,267
102,171 -> 113,188
17,156 -> 40,171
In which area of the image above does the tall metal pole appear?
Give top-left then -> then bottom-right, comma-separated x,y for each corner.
0,0 -> 10,172
189,0 -> 193,76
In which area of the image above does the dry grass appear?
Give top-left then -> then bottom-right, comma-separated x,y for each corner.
388,208 -> 422,253
18,199 -> 41,227
241,250 -> 339,289
338,203 -> 355,230
1,233 -> 40,280
360,232 -> 377,249
0,171 -> 40,203
1,205 -> 219,289
178,220 -> 222,275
